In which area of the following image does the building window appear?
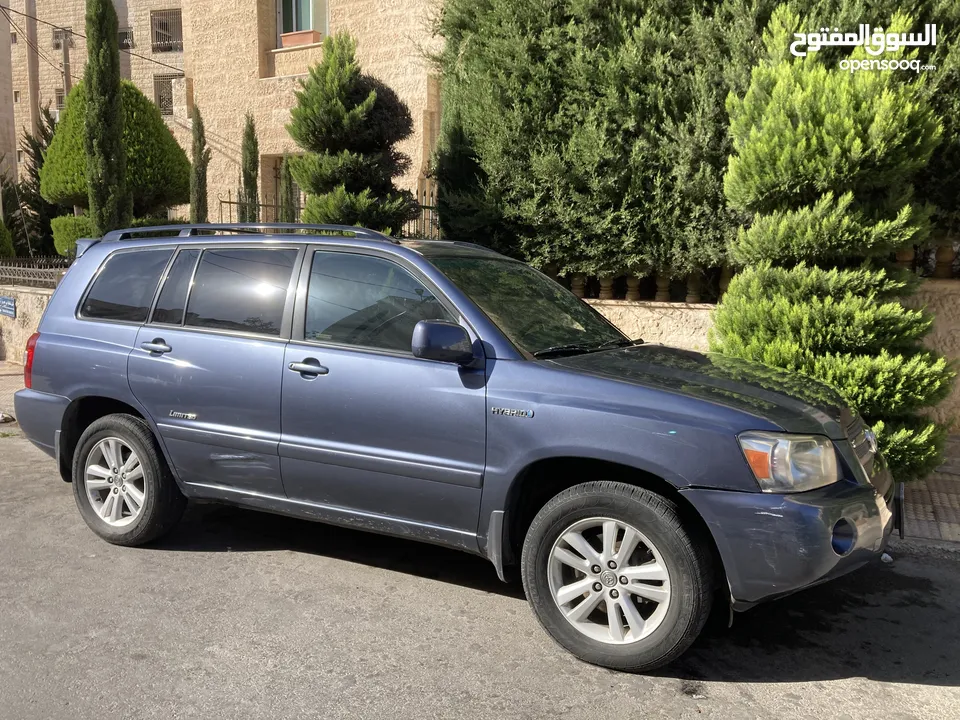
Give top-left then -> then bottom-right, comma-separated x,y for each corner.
52,27 -> 73,50
55,89 -> 65,110
150,10 -> 183,52
13,90 -> 20,103
119,28 -> 134,49
10,32 -> 16,44
153,74 -> 182,116
279,0 -> 327,35
17,151 -> 24,164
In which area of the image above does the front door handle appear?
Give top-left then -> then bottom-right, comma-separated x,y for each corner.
288,358 -> 329,377
141,338 -> 172,354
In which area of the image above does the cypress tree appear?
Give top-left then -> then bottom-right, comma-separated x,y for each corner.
190,105 -> 211,224
711,6 -> 955,479
240,113 -> 259,223
278,156 -> 297,223
84,0 -> 131,236
287,33 -> 416,234
16,106 -> 60,255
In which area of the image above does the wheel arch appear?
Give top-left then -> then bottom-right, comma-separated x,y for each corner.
498,456 -> 727,592
58,395 -> 171,484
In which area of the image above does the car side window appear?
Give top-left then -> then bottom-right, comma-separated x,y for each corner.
81,249 -> 174,322
151,248 -> 200,325
305,251 -> 454,353
184,248 -> 298,337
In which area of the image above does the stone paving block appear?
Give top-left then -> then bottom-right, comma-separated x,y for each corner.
905,518 -> 942,539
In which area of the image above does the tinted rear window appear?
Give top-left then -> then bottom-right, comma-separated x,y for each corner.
184,248 -> 298,336
81,249 -> 173,322
152,249 -> 200,325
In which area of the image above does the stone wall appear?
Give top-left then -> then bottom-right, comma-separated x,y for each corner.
908,280 -> 960,426
587,300 -> 714,352
0,285 -> 52,363
0,11 -> 16,181
592,281 -> 960,425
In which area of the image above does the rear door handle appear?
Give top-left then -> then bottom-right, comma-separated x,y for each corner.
289,359 -> 329,377
141,339 -> 172,354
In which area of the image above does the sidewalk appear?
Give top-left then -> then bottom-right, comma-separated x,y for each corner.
2,357 -> 958,542
904,435 -> 960,542
0,362 -> 21,428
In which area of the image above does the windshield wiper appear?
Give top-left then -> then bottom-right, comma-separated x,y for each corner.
532,343 -> 597,358
533,338 -> 641,358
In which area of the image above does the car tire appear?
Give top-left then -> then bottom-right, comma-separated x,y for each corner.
521,481 -> 714,672
72,413 -> 186,546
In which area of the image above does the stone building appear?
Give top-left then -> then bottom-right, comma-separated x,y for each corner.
2,0 -> 441,219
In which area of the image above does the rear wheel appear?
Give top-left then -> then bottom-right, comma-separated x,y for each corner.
521,481 -> 713,672
72,414 -> 186,546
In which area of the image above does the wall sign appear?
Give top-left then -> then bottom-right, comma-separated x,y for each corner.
0,296 -> 16,319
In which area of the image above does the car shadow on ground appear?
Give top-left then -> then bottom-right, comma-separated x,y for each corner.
157,501 -> 526,600
660,553 -> 959,687
158,502 -> 959,686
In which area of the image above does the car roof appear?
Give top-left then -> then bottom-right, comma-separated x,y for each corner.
76,223 -> 508,261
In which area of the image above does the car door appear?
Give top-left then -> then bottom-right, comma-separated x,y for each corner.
279,247 -> 487,545
128,244 -> 302,495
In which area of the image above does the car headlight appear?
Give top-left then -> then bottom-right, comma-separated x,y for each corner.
738,432 -> 840,493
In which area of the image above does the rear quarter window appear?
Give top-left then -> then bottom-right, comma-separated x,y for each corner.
80,249 -> 173,322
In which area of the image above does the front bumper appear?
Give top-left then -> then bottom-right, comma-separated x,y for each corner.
681,472 -> 897,609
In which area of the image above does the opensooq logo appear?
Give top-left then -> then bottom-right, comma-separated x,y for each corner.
789,23 -> 937,57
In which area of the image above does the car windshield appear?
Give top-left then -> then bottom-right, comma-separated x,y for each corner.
432,256 -> 632,357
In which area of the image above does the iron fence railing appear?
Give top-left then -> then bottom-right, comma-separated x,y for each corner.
219,192 -> 303,224
218,194 -> 442,240
0,257 -> 69,289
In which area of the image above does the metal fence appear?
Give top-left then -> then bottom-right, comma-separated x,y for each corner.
0,256 -> 69,289
217,194 -> 442,240
218,192 -> 303,224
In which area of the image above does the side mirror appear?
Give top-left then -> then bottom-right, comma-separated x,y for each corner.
412,320 -> 475,365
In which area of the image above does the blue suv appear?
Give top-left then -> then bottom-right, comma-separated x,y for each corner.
15,223 -> 900,672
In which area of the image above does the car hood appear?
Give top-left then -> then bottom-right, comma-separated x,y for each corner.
546,344 -> 850,439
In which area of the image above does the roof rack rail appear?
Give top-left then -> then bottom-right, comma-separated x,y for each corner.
100,223 -> 399,244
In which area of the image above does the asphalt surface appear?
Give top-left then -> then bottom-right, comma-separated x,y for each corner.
1,435 -> 959,720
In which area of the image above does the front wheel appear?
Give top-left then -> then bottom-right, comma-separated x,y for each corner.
520,481 -> 714,672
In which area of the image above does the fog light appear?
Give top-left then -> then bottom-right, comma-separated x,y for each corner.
831,518 -> 857,556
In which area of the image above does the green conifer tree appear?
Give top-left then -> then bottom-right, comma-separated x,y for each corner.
190,105 -> 211,224
278,156 -> 297,223
286,33 -> 416,234
84,0 -> 131,236
240,113 -> 259,223
712,6 -> 955,479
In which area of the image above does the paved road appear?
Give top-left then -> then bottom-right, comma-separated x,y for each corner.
1,436 -> 958,719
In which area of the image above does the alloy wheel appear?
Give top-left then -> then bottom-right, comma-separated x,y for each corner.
84,437 -> 147,528
547,517 -> 671,644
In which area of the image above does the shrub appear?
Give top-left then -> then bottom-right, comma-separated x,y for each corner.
287,33 -> 416,234
51,215 -> 95,256
41,81 -> 189,217
0,222 -> 14,258
711,7 -> 954,480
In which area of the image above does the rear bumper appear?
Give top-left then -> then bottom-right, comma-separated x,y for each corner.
14,388 -> 69,459
682,473 -> 896,609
